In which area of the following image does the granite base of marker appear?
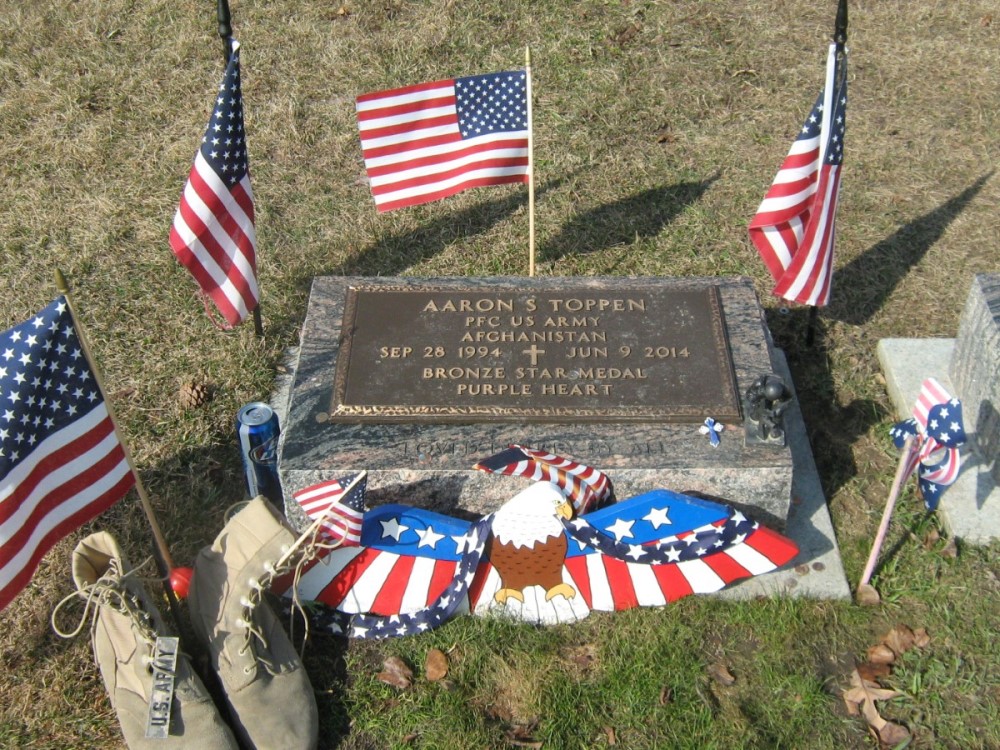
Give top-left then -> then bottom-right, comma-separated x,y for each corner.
877,338 -> 1000,545
277,276 -> 795,530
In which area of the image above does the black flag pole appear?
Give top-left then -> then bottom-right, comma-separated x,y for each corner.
217,0 -> 264,338
805,0 -> 848,348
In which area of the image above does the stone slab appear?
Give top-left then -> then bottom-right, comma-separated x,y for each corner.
877,338 -> 1000,544
950,273 -> 1000,485
278,276 -> 795,529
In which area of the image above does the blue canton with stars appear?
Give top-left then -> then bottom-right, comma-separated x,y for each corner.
454,70 -> 527,139
0,297 -> 101,477
798,52 -> 847,166
201,43 -> 248,185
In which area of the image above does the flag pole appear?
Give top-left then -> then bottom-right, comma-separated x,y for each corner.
525,46 -> 536,277
857,436 -> 915,603
806,0 -> 847,346
218,0 -> 264,338
54,270 -> 178,578
806,0 -> 847,348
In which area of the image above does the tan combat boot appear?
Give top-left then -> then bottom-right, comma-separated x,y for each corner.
188,497 -> 319,750
52,532 -> 239,749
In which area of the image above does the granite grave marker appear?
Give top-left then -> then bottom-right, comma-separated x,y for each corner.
278,276 -> 795,529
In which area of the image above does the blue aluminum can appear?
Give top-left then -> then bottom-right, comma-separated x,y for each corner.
236,402 -> 282,503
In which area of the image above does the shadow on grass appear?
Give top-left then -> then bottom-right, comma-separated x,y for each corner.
828,172 -> 993,325
766,308 -> 889,499
336,176 -> 570,278
538,174 -> 718,263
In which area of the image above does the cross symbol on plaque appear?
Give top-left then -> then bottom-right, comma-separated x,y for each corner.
522,344 -> 545,366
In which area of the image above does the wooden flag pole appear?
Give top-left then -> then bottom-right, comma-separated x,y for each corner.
218,0 -> 264,337
856,435 -> 916,603
54,271 -> 177,576
525,46 -> 536,277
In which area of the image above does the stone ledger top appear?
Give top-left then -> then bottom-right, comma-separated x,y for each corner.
278,276 -> 793,527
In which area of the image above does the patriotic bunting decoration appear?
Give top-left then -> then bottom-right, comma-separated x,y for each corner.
889,378 -> 966,510
749,42 -> 847,307
356,70 -> 530,212
0,297 -> 135,611
474,444 -> 615,513
283,449 -> 798,638
170,40 -> 259,328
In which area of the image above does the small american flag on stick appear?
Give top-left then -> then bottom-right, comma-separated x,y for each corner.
356,70 -> 530,212
749,42 -> 847,307
293,473 -> 367,546
170,40 -> 259,328
0,297 -> 135,611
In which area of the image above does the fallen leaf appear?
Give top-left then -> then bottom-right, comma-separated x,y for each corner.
856,583 -> 881,606
922,528 -> 940,549
377,656 -> 413,689
875,719 -> 912,747
881,624 -> 929,657
941,537 -> 958,558
425,648 -> 449,682
867,644 -> 896,666
842,668 -> 910,745
708,662 -> 736,686
856,661 -> 892,682
659,686 -> 674,705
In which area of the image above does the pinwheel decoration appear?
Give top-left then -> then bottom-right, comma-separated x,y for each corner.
888,377 -> 966,510
285,446 -> 799,639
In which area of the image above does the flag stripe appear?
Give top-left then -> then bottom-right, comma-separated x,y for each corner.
0,425 -> 127,569
370,554 -> 416,616
651,561 -> 695,602
318,547 -> 380,609
627,562 -> 667,607
602,556 -> 639,610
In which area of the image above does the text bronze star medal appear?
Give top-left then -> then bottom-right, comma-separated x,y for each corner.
325,284 -> 741,424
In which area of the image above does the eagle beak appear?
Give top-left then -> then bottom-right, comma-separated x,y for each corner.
556,501 -> 574,520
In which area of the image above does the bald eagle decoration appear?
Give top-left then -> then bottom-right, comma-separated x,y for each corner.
285,446 -> 799,639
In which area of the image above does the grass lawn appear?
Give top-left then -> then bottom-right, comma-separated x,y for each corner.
1,1 -> 998,748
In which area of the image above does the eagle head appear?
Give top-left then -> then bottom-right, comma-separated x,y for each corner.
490,482 -> 573,549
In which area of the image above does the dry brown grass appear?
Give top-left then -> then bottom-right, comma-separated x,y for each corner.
1,1 -> 998,747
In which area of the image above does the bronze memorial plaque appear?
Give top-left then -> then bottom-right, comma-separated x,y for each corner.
326,284 -> 740,423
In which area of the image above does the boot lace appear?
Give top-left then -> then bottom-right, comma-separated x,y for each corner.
51,557 -> 163,671
236,522 -> 346,669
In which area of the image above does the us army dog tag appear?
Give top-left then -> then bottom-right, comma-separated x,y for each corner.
145,636 -> 179,739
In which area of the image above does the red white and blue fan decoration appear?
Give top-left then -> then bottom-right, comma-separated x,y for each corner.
284,446 -> 798,638
888,377 -> 966,510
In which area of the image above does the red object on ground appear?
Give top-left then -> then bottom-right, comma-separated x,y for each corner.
169,566 -> 194,599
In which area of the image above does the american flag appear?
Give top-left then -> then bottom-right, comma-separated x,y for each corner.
356,70 -> 530,212
0,297 -> 135,611
889,377 -> 966,509
293,473 -> 367,546
170,40 -> 259,328
749,42 -> 847,307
